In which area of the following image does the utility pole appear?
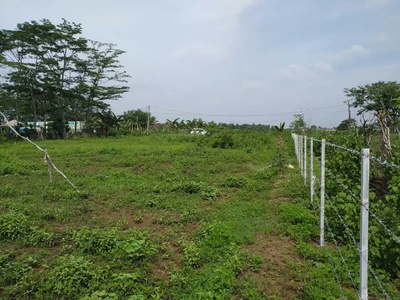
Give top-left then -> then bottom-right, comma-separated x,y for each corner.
136,116 -> 139,130
147,105 -> 150,132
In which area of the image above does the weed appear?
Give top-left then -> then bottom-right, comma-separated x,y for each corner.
133,211 -> 143,223
224,176 -> 247,188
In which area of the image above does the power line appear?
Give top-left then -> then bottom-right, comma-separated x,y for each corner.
150,104 -> 347,118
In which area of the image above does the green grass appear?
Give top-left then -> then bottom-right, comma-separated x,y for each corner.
0,131 -> 378,299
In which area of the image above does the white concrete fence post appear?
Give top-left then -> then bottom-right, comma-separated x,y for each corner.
300,135 -> 303,176
304,135 -> 307,184
320,139 -> 325,247
310,138 -> 314,204
359,149 -> 370,300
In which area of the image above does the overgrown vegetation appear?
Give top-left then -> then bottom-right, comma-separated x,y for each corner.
1,129 -> 398,299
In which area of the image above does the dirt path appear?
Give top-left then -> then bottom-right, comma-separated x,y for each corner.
242,173 -> 306,299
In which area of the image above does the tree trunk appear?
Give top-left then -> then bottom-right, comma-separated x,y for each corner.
377,112 -> 392,158
62,111 -> 66,139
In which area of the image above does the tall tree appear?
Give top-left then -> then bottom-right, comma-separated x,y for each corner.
345,81 -> 400,158
0,19 -> 130,138
80,40 -> 130,127
289,114 -> 306,133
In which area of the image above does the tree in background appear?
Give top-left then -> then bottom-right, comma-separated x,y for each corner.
336,118 -> 357,131
121,109 -> 156,131
345,81 -> 400,158
289,114 -> 306,133
0,19 -> 130,138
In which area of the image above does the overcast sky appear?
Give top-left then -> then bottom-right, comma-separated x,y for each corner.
1,0 -> 400,127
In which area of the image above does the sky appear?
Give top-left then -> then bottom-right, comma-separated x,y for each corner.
1,0 -> 400,127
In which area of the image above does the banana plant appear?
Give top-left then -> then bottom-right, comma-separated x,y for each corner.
274,122 -> 285,147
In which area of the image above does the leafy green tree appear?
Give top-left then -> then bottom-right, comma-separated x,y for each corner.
345,81 -> 400,157
121,109 -> 155,131
0,19 -> 130,138
78,40 -> 130,126
336,119 -> 357,131
289,114 -> 306,133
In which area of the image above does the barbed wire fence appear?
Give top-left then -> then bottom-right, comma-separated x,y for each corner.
292,133 -> 399,300
0,111 -> 78,190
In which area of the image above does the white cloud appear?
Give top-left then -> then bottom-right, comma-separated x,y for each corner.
282,64 -> 315,80
281,45 -> 369,81
332,45 -> 370,63
314,62 -> 333,72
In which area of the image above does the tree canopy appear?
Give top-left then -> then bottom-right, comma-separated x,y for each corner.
336,118 -> 357,131
0,19 -> 130,138
345,81 -> 400,157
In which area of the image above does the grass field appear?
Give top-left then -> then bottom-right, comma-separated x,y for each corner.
0,131 -> 362,299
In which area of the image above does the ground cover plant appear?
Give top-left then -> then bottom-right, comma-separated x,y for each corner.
1,130 -> 398,299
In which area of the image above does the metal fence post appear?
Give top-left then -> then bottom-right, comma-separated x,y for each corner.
360,149 -> 370,300
304,135 -> 307,184
310,138 -> 314,204
320,139 -> 325,247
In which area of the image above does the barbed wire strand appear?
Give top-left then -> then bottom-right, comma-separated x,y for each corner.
0,111 -> 78,190
305,136 -> 400,170
306,158 -> 359,294
297,142 -> 392,299
315,156 -> 400,245
309,202 -> 346,300
362,204 -> 400,245
324,213 -> 358,293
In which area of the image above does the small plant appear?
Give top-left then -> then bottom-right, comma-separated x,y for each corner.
133,211 -> 143,224
37,255 -> 103,298
0,184 -> 16,198
177,181 -> 220,200
224,176 -> 247,188
0,213 -> 30,241
72,227 -> 119,254
117,219 -> 129,230
181,241 -> 203,268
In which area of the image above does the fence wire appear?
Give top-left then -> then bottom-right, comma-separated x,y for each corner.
294,134 -> 394,300
309,161 -> 359,295
314,156 -> 400,245
310,136 -> 400,170
309,202 -> 346,300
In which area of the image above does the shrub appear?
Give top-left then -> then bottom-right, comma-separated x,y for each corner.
177,181 -> 220,200
224,176 -> 247,188
211,131 -> 235,149
116,230 -> 158,261
0,213 -> 30,241
72,227 -> 119,254
38,255 -> 103,298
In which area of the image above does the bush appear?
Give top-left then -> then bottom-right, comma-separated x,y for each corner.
0,213 -> 30,241
72,227 -> 119,254
211,131 -> 235,149
177,181 -> 220,200
224,176 -> 247,188
38,255 -> 103,298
